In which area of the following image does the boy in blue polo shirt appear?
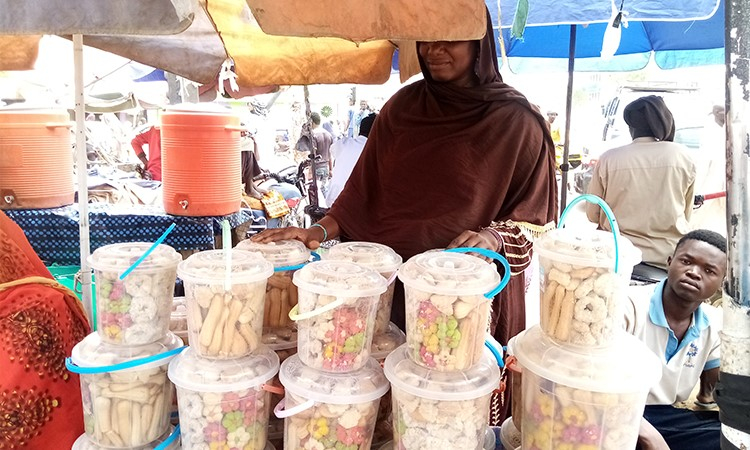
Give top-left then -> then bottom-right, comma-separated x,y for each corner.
626,229 -> 725,450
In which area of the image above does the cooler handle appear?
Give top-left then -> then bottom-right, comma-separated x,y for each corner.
45,122 -> 73,128
224,125 -> 247,132
274,398 -> 315,419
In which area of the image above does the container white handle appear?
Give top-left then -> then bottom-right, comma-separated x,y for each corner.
274,398 -> 315,419
288,297 -> 347,321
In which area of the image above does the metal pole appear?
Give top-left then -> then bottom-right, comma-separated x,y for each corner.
717,0 -> 750,447
560,24 -> 576,213
74,34 -> 93,325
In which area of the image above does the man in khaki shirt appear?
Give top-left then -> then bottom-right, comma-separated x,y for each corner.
587,96 -> 696,269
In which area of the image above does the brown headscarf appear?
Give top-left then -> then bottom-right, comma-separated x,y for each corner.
328,9 -> 557,260
624,95 -> 676,141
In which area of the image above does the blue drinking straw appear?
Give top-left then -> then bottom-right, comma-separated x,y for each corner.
119,223 -> 176,280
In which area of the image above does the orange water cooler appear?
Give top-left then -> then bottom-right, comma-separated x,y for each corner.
0,108 -> 74,209
161,107 -> 243,216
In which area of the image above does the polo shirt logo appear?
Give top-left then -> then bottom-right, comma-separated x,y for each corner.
685,342 -> 699,368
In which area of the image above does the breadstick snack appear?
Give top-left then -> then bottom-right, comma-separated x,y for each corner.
513,326 -> 660,450
276,355 -> 389,450
398,251 -> 501,371
178,250 -> 274,359
89,243 -> 182,346
168,345 -> 279,450
536,228 -> 641,347
323,241 -> 403,335
71,332 -> 183,448
384,344 -> 501,450
235,239 -> 310,338
292,260 -> 387,373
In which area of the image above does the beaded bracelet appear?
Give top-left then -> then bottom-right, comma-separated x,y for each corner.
310,223 -> 328,242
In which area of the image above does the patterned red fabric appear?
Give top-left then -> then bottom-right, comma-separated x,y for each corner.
0,211 -> 90,449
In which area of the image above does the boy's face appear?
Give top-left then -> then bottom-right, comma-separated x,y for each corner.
666,239 -> 726,303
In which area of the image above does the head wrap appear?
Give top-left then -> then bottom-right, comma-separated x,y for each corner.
623,95 -> 675,141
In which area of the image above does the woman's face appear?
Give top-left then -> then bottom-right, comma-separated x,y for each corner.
418,41 -> 478,87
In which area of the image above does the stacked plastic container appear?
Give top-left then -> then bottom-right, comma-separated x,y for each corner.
70,243 -> 183,448
512,221 -> 662,450
234,239 -> 312,446
274,259 -> 390,449
385,250 -> 503,449
322,242 -> 405,446
170,250 -> 279,450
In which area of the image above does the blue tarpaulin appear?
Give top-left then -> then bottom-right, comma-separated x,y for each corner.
500,0 -> 725,72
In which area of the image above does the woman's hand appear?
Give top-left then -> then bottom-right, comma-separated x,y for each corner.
250,226 -> 324,249
447,229 -> 500,262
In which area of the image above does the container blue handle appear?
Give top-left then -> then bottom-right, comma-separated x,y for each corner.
484,334 -> 505,369
65,346 -> 187,374
154,425 -> 180,450
444,247 -> 511,299
273,250 -> 321,272
558,194 -> 620,273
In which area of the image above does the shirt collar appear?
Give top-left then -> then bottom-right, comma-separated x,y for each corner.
649,279 -> 710,332
633,137 -> 658,143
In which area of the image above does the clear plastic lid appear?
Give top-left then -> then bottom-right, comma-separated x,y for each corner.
168,345 -> 279,393
279,354 -> 389,405
324,241 -> 403,274
397,251 -> 501,296
535,228 -> 642,270
88,242 -> 182,273
292,260 -> 387,298
235,239 -> 310,268
71,331 -> 183,372
513,325 -> 661,393
177,249 -> 274,285
72,427 -> 180,449
370,322 -> 406,361
384,344 -> 501,401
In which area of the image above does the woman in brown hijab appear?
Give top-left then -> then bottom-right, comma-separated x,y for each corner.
255,10 -> 557,423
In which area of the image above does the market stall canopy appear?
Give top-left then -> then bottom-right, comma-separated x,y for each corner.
249,0 -> 487,42
492,0 -> 721,26
500,0 -> 725,73
0,0 -> 195,34
0,36 -> 41,70
78,0 -> 407,86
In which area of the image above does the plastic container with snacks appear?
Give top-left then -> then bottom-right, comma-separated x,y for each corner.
535,227 -> 641,348
376,427 -> 497,450
266,339 -> 299,442
69,332 -> 183,448
235,239 -> 311,337
370,323 -> 407,447
397,250 -> 502,371
88,243 -> 182,346
170,296 -> 189,344
168,345 -> 280,450
178,250 -> 274,359
72,426 -> 181,450
506,335 -> 524,432
384,344 -> 501,449
514,325 -> 660,450
500,417 -> 522,450
323,241 -> 403,335
291,260 -> 387,372
276,355 -> 389,450
370,322 -> 406,363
